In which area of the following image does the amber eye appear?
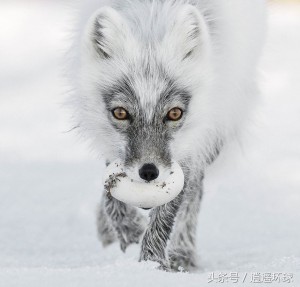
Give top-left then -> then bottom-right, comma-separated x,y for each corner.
112,107 -> 129,120
167,108 -> 183,121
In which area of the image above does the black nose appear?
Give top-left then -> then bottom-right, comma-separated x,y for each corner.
139,163 -> 159,182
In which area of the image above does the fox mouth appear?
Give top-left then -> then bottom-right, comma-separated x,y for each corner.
103,159 -> 185,208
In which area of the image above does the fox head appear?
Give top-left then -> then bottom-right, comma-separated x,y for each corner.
78,3 -> 215,182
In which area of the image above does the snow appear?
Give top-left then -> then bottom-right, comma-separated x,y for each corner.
0,2 -> 299,286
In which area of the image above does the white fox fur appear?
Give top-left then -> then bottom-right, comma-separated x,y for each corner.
69,0 -> 266,271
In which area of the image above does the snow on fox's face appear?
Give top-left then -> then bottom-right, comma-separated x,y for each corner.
80,4 -> 211,182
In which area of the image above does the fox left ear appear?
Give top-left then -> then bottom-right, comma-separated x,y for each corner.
164,5 -> 211,61
84,7 -> 132,59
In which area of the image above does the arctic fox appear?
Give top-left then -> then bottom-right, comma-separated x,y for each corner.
71,0 -> 266,271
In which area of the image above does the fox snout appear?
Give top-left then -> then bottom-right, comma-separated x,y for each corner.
139,163 -> 159,182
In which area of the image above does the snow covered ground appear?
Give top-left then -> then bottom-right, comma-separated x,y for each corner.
0,1 -> 299,286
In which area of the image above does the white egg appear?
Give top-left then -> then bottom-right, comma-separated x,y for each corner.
103,159 -> 185,208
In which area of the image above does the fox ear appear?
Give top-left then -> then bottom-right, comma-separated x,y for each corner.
86,7 -> 130,59
165,5 -> 210,61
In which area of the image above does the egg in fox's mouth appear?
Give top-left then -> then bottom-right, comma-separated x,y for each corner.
103,159 -> 184,209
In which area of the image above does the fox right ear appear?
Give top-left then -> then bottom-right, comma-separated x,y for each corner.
85,7 -> 130,59
163,5 -> 211,62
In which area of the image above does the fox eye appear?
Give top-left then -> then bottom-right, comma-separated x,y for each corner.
112,107 -> 129,120
166,108 -> 183,121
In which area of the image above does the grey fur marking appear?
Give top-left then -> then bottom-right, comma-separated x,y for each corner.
97,193 -> 117,247
168,170 -> 204,271
101,72 -> 192,169
103,194 -> 147,252
139,191 -> 184,270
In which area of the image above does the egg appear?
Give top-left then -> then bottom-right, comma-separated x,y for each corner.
103,159 -> 184,208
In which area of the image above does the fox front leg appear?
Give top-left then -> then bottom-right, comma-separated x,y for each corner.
104,195 -> 147,252
168,173 -> 204,272
97,193 -> 117,247
139,192 -> 183,270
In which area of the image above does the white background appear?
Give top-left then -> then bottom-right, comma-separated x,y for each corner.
0,1 -> 299,286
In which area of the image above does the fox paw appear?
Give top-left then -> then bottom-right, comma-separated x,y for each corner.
168,249 -> 198,272
139,251 -> 172,272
